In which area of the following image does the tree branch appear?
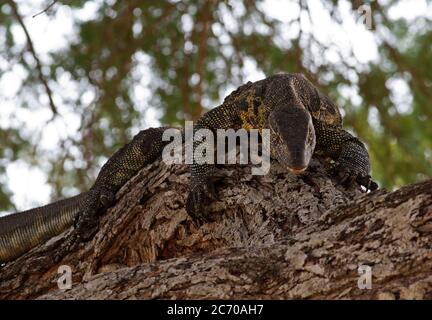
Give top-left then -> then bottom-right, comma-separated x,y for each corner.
1,155 -> 431,299
8,0 -> 59,118
32,0 -> 59,18
193,0 -> 216,120
43,178 -> 432,300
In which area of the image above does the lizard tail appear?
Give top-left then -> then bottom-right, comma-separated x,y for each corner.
0,193 -> 86,263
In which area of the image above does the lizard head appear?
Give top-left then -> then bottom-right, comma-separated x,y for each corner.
268,107 -> 316,174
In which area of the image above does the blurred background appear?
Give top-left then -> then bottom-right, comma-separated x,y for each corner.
0,0 -> 431,213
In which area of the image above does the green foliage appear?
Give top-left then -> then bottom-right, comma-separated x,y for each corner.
0,0 -> 431,210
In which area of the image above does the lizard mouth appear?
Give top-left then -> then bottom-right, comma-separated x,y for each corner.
288,166 -> 307,174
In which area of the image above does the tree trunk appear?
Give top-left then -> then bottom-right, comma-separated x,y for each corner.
0,157 -> 431,300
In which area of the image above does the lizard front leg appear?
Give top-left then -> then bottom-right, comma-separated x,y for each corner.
73,127 -> 169,240
314,121 -> 378,191
186,104 -> 242,221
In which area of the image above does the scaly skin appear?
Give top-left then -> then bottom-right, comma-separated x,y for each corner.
0,193 -> 86,262
0,73 -> 377,263
186,73 -> 377,218
0,127 -> 168,263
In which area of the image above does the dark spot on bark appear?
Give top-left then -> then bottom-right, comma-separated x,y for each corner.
139,192 -> 152,204
370,219 -> 385,232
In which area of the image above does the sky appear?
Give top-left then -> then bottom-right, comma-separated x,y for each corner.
0,0 -> 430,214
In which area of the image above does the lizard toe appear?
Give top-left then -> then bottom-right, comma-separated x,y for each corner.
74,209 -> 99,241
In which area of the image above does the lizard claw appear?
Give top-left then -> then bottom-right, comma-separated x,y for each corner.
74,208 -> 99,241
73,187 -> 115,242
186,180 -> 218,222
330,162 -> 378,192
356,174 -> 378,192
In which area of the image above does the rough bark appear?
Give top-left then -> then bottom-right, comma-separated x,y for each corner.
0,157 -> 431,300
